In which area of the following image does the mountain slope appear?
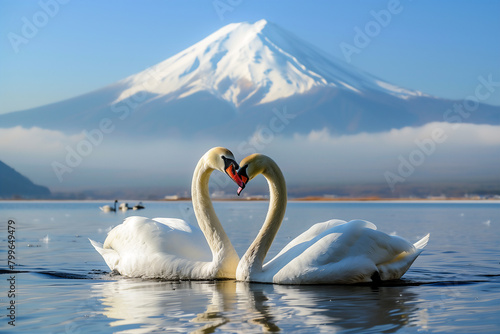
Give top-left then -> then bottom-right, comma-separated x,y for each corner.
114,19 -> 428,109
0,161 -> 51,198
0,20 -> 498,138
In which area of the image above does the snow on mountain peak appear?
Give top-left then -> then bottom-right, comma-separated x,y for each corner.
114,20 -> 424,108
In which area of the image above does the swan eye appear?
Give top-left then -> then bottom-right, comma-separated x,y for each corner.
221,156 -> 239,171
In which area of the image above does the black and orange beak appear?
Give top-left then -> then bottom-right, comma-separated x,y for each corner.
236,165 -> 249,196
225,163 -> 245,189
222,156 -> 245,190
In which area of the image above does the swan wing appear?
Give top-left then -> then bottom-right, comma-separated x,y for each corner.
152,217 -> 195,233
104,216 -> 211,260
273,219 -> 350,258
151,217 -> 211,260
267,220 -> 376,267
99,206 -> 110,212
264,220 -> 426,284
94,216 -> 212,277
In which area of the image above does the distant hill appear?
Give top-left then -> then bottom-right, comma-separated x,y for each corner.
0,161 -> 51,199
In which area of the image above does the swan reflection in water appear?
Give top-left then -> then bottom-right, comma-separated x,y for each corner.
91,278 -> 427,333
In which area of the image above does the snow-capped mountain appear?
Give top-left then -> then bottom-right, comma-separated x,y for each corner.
115,19 -> 425,109
0,19 -> 498,138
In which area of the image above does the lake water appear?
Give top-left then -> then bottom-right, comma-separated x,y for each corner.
1,200 -> 499,333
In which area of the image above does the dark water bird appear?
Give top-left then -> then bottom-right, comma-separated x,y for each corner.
133,202 -> 145,210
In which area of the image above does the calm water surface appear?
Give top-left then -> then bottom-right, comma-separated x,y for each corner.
1,200 -> 499,333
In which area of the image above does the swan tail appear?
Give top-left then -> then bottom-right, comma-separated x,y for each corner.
377,252 -> 420,281
377,234 -> 430,281
89,238 -> 120,271
413,233 -> 430,250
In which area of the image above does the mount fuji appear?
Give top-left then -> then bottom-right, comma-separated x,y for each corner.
1,19 -> 498,139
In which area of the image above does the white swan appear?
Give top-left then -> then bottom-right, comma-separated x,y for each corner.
100,200 -> 117,212
235,154 -> 430,284
119,202 -> 132,211
89,147 -> 245,279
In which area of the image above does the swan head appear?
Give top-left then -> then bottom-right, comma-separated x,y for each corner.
206,147 -> 245,188
236,153 -> 275,196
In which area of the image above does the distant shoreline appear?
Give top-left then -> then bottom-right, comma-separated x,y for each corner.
1,196 -> 498,202
288,196 -> 499,202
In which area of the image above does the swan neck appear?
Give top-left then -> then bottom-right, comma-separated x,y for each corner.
191,157 -> 239,276
242,160 -> 287,273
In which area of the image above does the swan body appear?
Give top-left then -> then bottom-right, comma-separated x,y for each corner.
89,216 -> 212,278
119,202 -> 132,211
90,147 -> 244,279
235,154 -> 429,284
100,200 -> 117,213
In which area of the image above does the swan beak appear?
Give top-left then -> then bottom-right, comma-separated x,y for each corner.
226,164 -> 245,189
236,175 -> 248,196
237,185 -> 245,196
236,166 -> 249,196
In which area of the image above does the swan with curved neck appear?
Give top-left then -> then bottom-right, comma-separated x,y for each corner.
235,154 -> 429,284
90,147 -> 244,279
100,200 -> 118,212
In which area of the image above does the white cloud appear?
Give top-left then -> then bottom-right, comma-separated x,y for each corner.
253,122 -> 500,185
0,127 -> 85,186
0,126 -> 83,155
295,122 -> 500,147
1,122 -> 499,191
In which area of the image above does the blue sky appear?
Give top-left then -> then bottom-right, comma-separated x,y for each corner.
1,0 -> 499,114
